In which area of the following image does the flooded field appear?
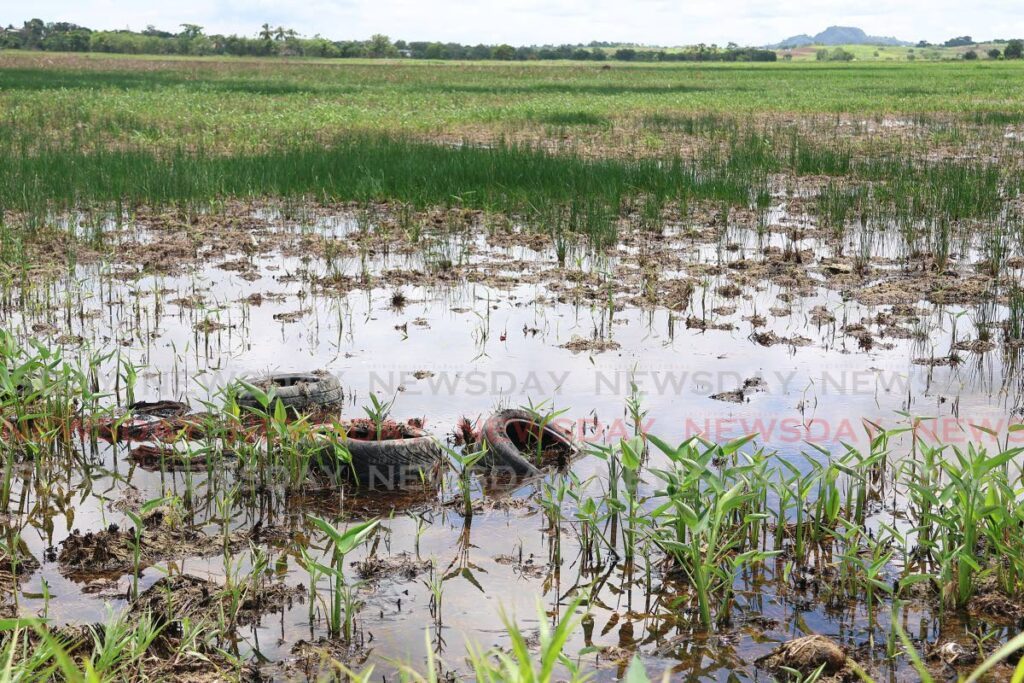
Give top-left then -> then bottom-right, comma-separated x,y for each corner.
3,54 -> 1024,682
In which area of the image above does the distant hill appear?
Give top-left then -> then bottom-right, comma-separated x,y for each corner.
773,26 -> 911,49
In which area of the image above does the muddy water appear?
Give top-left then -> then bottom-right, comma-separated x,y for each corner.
5,209 -> 1020,680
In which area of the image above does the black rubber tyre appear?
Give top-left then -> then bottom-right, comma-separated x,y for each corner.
129,400 -> 190,419
312,423 -> 443,489
475,409 -> 578,478
236,372 -> 342,412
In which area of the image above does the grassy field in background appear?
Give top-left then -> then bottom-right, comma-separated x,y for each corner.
1,51 -> 1024,155
781,42 -> 1005,61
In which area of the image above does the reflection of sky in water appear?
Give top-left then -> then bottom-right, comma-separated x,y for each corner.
8,214 -> 1021,680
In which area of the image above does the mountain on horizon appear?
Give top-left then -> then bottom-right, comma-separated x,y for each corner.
772,26 -> 911,49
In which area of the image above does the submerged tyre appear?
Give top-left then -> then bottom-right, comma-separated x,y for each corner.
313,421 -> 443,489
236,372 -> 342,412
476,409 -> 578,478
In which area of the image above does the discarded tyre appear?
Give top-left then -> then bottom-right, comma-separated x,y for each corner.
235,372 -> 342,412
312,420 -> 443,489
475,409 -> 578,478
129,400 -> 190,419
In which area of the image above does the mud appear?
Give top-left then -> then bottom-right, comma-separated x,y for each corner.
710,376 -> 767,403
283,638 -> 371,681
757,635 -> 853,680
353,552 -> 432,582
57,508 -> 288,579
560,336 -> 622,354
130,574 -> 304,628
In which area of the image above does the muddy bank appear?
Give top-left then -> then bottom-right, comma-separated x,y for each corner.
57,508 -> 289,579
130,574 -> 304,628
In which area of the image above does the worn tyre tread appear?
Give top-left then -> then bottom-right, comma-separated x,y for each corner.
237,373 -> 343,411
476,409 -> 577,478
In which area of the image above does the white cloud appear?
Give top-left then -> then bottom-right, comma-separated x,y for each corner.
8,0 -> 1024,45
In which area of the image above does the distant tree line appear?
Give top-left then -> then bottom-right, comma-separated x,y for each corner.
0,19 -> 776,61
913,36 -> 1023,59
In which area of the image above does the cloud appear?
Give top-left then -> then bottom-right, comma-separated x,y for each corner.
12,0 -> 1024,46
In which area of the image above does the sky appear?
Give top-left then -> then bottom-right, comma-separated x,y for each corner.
4,0 -> 1023,46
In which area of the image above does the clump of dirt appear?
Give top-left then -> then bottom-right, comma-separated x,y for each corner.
453,495 -> 535,514
352,552 -> 431,582
751,331 -> 813,347
130,574 -> 303,628
717,283 -> 742,298
757,635 -> 853,680
744,313 -> 767,327
842,323 -> 876,350
969,589 -> 1024,621
809,305 -> 835,325
0,540 -> 39,612
57,509 -> 287,579
195,318 -> 229,334
953,338 -> 996,354
711,376 -> 766,403
560,336 -> 621,353
494,552 -> 549,579
0,540 -> 40,578
912,355 -> 962,367
686,316 -> 735,331
285,638 -> 371,681
660,279 -> 695,311
853,279 -> 923,306
854,273 -> 992,307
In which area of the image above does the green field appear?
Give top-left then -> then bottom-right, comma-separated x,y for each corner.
2,51 -> 1024,153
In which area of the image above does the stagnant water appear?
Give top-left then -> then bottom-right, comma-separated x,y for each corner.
4,207 -> 1022,680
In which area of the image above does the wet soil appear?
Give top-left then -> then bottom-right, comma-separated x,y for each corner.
130,573 -> 304,628
5,192 -> 1024,681
57,508 -> 288,579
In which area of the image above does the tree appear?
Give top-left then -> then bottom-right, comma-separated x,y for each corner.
424,42 -> 444,59
20,18 -> 45,49
259,23 -> 273,41
1006,39 -> 1023,59
490,44 -> 514,60
178,24 -> 203,39
943,36 -> 973,47
613,48 -> 636,61
963,49 -> 978,60
988,48 -> 1002,59
830,47 -> 854,62
368,33 -> 396,57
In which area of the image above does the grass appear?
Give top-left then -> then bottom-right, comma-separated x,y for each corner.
2,51 -> 1023,273
3,52 -> 1024,156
